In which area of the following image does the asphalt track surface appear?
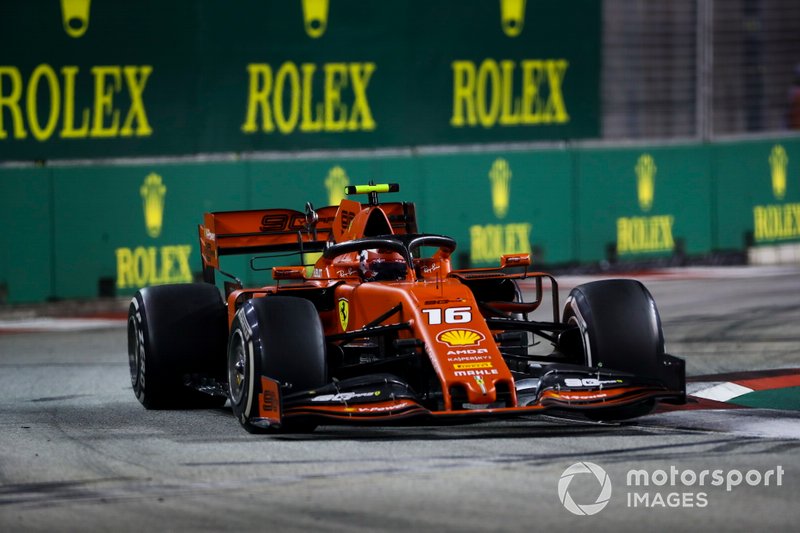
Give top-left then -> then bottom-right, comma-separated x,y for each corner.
1,266 -> 799,532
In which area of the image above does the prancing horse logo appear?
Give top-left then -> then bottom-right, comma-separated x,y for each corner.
338,298 -> 349,330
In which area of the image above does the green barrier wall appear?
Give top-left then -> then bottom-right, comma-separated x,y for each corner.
0,167 -> 53,302
575,145 -> 714,262
2,137 -> 800,303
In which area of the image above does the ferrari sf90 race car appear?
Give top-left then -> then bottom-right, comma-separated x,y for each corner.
127,183 -> 685,433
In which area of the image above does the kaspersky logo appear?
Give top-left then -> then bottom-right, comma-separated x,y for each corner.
500,0 -> 526,37
60,0 -> 92,38
325,166 -> 350,206
489,158 -> 512,219
140,172 -> 166,238
302,0 -> 329,38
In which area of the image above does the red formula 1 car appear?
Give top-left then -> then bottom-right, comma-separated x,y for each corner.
127,183 -> 685,432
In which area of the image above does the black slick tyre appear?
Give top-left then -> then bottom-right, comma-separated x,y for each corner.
227,296 -> 327,433
561,279 -> 665,420
128,283 -> 228,409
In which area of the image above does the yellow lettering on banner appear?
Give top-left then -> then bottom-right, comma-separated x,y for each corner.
616,216 -> 675,254
241,64 -> 274,133
90,66 -> 121,137
753,204 -> 800,241
0,64 -> 154,142
521,60 -> 544,124
324,63 -> 348,132
120,66 -> 153,136
274,62 -> 301,134
451,58 -> 570,129
545,59 -> 569,123
242,61 -> 376,136
469,223 -> 532,263
60,66 -> 90,138
115,245 -> 193,289
0,66 -> 27,139
349,62 -> 376,130
451,61 -> 476,127
26,65 -> 61,141
300,63 -> 323,132
476,59 -> 501,128
499,60 -> 520,126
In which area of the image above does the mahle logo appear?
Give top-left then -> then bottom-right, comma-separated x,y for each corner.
558,462 -> 612,516
489,158 -> 512,219
302,0 -> 329,38
325,166 -> 350,206
140,173 -> 166,238
60,0 -> 92,38
500,0 -> 527,37
635,153 -> 656,212
769,144 -> 788,201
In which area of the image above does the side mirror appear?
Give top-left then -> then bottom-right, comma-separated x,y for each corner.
272,266 -> 307,280
500,253 -> 530,269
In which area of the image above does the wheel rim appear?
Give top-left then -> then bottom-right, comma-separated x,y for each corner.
228,329 -> 247,404
127,316 -> 143,389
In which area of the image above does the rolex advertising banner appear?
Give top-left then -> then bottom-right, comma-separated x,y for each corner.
713,141 -> 800,250
2,138 -> 800,302
574,146 -> 714,263
0,0 -> 601,162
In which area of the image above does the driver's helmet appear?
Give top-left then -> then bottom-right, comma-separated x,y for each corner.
359,249 -> 407,281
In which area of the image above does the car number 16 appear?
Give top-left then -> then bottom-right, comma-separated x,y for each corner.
422,307 -> 472,325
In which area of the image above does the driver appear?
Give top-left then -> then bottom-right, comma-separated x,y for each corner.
359,249 -> 408,281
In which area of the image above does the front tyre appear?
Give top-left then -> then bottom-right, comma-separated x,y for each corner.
562,279 -> 665,377
228,296 -> 327,433
561,279 -> 666,421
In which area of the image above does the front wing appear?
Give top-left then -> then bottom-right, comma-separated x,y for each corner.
248,361 -> 686,429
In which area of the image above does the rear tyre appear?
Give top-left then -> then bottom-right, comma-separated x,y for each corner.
228,296 -> 327,433
128,283 -> 228,409
561,279 -> 665,420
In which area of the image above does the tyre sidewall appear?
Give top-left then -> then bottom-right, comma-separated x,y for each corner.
127,283 -> 227,409
563,279 -> 664,377
227,296 -> 327,432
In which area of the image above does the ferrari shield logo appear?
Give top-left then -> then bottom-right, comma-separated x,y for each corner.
338,298 -> 349,330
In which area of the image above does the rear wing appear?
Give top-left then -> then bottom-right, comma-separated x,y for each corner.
199,202 -> 418,270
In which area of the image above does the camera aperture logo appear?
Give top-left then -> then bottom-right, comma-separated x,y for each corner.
558,462 -> 612,516
558,463 -> 785,514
